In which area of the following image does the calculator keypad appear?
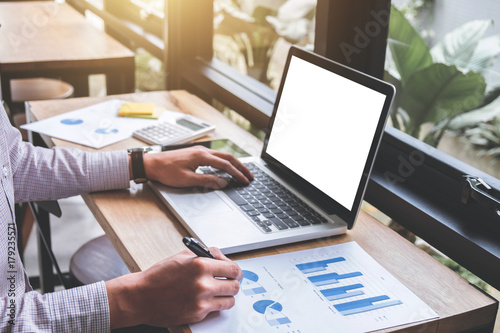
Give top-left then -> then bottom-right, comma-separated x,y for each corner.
133,122 -> 192,145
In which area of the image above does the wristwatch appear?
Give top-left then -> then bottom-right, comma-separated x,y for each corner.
127,147 -> 153,184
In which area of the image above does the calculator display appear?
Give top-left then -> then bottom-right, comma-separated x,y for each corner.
177,118 -> 204,131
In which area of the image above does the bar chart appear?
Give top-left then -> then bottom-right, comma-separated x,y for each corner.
296,255 -> 403,316
308,271 -> 363,286
190,242 -> 437,333
295,257 -> 346,273
320,283 -> 364,301
334,296 -> 403,316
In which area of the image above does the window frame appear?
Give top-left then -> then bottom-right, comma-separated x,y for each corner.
164,0 -> 500,289
69,0 -> 500,289
67,0 -> 164,59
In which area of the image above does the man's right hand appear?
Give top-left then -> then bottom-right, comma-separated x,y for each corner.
141,146 -> 253,189
105,248 -> 242,329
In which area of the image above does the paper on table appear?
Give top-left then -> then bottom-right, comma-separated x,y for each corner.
22,99 -> 181,148
190,241 -> 438,333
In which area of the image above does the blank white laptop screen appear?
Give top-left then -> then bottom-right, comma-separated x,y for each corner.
266,56 -> 387,211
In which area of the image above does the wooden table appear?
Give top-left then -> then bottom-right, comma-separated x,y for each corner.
27,91 -> 497,332
0,1 -> 135,103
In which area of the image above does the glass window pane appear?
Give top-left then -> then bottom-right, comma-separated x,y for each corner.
133,0 -> 165,13
387,0 -> 500,179
85,0 -> 104,10
214,0 -> 316,91
213,100 -> 267,141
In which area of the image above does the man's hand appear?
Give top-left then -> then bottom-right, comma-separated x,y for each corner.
105,248 -> 242,329
141,146 -> 253,189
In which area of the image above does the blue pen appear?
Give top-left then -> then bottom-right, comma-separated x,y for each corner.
183,237 -> 216,259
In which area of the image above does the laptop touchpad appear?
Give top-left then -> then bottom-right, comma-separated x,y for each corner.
170,190 -> 233,218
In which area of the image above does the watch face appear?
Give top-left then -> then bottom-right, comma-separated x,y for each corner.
145,146 -> 159,153
128,147 -> 155,154
128,147 -> 142,154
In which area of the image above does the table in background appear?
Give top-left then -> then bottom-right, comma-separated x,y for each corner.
0,1 -> 135,103
27,91 -> 497,332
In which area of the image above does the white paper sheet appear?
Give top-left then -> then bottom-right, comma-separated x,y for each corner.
190,242 -> 438,333
22,99 -> 181,148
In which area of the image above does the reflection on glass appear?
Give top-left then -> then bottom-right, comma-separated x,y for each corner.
387,0 -> 500,179
213,0 -> 317,91
133,0 -> 164,13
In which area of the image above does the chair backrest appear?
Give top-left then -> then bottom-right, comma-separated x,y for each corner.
1,100 -> 14,125
10,78 -> 74,103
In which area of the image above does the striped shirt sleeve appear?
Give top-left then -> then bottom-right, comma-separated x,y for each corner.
10,141 -> 130,203
1,282 -> 110,332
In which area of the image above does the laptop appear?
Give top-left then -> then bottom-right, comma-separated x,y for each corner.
150,46 -> 395,254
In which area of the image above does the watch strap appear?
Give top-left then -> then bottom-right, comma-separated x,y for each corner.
128,148 -> 148,183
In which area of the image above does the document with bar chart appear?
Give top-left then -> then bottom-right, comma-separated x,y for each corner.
189,241 -> 438,333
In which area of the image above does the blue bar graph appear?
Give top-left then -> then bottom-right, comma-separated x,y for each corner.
308,271 -> 363,286
296,257 -> 346,274
334,295 -> 403,316
320,283 -> 364,301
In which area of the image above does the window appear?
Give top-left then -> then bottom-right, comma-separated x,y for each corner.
68,0 -> 166,92
379,0 -> 500,288
210,1 -> 316,139
387,0 -> 500,180
67,0 -> 500,290
164,0 -> 500,290
213,0 -> 316,91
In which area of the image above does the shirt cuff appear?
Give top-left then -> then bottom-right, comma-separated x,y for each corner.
46,282 -> 110,332
88,150 -> 130,192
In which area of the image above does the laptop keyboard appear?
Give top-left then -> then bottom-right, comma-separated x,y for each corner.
199,162 -> 328,233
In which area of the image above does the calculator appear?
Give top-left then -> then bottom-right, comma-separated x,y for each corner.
132,115 -> 216,146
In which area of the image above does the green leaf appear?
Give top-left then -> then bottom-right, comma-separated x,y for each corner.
480,129 -> 500,144
483,147 -> 500,158
468,34 -> 500,74
448,97 -> 500,131
388,5 -> 433,85
484,85 -> 500,106
401,63 -> 486,134
448,96 -> 500,131
431,20 -> 493,69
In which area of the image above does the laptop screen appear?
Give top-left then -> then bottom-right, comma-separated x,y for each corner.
262,47 -> 393,226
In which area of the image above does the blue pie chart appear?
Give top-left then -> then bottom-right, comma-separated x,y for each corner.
61,119 -> 83,125
241,270 -> 259,283
95,128 -> 119,135
253,300 -> 283,314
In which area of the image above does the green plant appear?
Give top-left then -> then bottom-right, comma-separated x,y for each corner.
135,49 -> 165,92
386,5 -> 500,146
447,96 -> 500,158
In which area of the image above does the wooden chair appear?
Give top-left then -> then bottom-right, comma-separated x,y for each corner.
5,78 -> 74,291
70,235 -> 130,286
10,77 -> 74,141
10,78 -> 74,102
7,80 -> 128,289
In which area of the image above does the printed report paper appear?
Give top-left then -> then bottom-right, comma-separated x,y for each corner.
190,242 -> 438,333
22,99 -> 182,149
